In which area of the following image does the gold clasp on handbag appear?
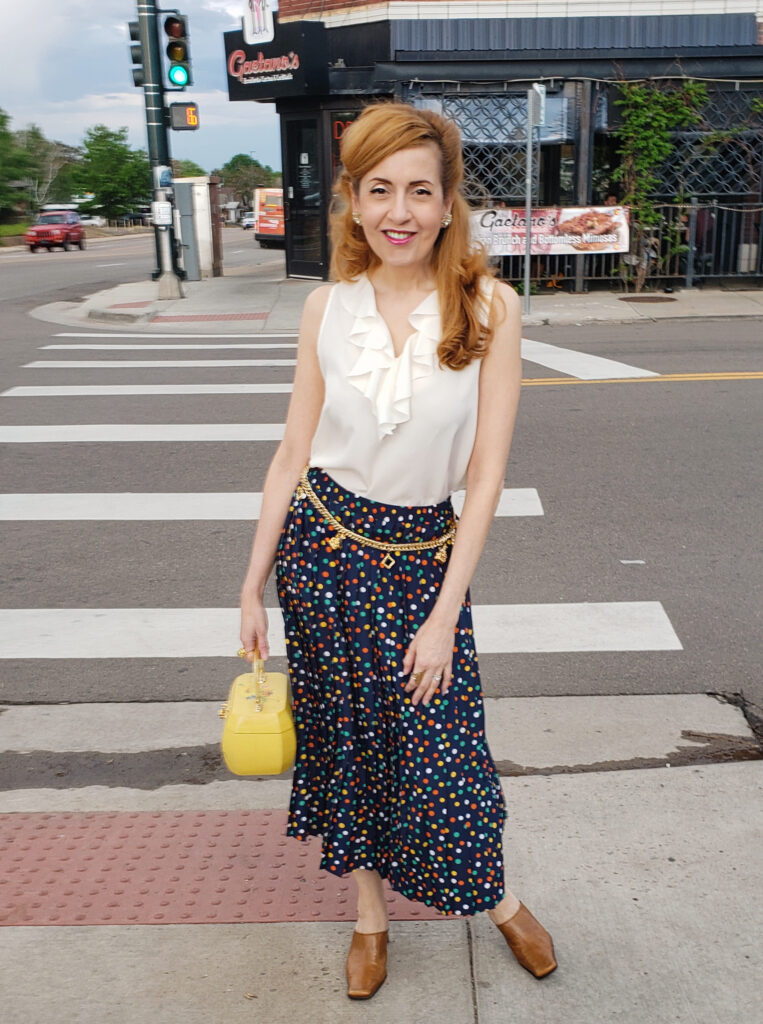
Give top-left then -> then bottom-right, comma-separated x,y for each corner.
236,645 -> 271,712
249,659 -> 273,713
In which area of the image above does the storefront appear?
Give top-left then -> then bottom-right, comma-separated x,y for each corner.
224,3 -> 763,282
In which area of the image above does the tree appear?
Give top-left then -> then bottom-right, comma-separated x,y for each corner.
172,158 -> 206,178
0,108 -> 33,220
15,124 -> 81,211
214,153 -> 280,208
48,159 -> 82,205
73,125 -> 151,221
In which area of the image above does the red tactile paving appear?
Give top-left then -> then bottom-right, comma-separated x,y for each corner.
150,312 -> 268,322
109,300 -> 153,309
0,811 -> 451,927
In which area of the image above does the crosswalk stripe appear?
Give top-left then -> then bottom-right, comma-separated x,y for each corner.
521,338 -> 658,379
3,384 -> 294,397
42,343 -> 298,350
0,488 -> 543,520
25,339 -> 652,380
0,424 -> 285,442
54,332 -> 298,339
0,602 -> 681,658
25,359 -> 297,369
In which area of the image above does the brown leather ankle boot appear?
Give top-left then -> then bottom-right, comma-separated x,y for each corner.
495,902 -> 557,977
346,929 -> 388,999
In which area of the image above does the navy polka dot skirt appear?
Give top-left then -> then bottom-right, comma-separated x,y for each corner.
275,465 -> 507,916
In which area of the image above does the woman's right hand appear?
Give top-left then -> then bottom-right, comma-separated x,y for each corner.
240,588 -> 270,662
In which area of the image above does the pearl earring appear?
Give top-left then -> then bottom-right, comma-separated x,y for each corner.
352,212 -> 362,225
441,213 -> 453,228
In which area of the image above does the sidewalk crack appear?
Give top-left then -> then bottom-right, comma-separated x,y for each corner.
467,918 -> 479,1024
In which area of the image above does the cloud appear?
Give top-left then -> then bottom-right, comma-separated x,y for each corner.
0,1 -> 282,169
6,86 -> 280,169
203,1 -> 247,19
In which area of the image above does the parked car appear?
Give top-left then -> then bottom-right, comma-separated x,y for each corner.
241,212 -> 255,229
25,210 -> 85,252
78,215 -> 106,227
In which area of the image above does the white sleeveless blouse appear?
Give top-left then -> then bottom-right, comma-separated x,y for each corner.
308,272 -> 495,506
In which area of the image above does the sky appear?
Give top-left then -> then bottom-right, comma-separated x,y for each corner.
0,0 -> 282,173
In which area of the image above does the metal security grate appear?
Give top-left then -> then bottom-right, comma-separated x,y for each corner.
654,88 -> 763,199
442,95 -> 540,204
656,133 -> 763,199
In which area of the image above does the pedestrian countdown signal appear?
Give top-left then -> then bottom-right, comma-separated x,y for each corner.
169,103 -> 200,131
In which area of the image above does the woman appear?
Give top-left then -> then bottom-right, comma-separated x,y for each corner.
240,102 -> 557,999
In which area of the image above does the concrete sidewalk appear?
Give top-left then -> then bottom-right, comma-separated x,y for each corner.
10,265 -> 763,1022
32,267 -> 763,334
2,694 -> 761,1023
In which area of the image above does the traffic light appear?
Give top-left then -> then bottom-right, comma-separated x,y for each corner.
163,15 -> 192,89
128,21 -> 145,87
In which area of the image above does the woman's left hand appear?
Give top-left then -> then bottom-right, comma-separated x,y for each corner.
402,613 -> 456,706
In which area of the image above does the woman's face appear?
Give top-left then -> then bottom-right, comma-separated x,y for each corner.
352,143 -> 452,274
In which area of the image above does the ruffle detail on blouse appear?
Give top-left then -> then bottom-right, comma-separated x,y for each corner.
340,274 -> 441,439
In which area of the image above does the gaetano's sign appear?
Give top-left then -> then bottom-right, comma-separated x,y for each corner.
471,206 -> 630,256
224,18 -> 327,101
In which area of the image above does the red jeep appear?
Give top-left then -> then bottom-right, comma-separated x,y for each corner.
25,210 -> 86,252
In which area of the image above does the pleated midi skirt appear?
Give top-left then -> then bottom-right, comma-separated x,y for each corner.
275,465 -> 507,916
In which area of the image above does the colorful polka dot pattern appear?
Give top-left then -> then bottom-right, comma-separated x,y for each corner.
275,466 -> 507,916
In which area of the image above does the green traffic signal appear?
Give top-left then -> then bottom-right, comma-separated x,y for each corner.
168,64 -> 189,87
164,15 -> 192,90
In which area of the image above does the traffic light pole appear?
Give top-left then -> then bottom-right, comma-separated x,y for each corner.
134,0 -> 183,298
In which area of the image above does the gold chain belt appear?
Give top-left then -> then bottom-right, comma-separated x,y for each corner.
295,467 -> 456,569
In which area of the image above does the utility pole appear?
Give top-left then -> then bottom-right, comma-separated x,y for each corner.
574,80 -> 593,295
523,84 -> 546,316
130,0 -> 183,298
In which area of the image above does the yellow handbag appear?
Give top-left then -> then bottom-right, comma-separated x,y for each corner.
219,647 -> 296,775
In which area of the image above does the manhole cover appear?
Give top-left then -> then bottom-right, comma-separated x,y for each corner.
618,295 -> 678,303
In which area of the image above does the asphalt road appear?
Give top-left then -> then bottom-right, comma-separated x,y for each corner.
0,226 -> 278,303
1,238 -> 761,735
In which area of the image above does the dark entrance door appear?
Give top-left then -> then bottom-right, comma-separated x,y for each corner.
284,117 -> 326,279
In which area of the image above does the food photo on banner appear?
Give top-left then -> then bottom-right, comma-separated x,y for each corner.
471,206 -> 630,255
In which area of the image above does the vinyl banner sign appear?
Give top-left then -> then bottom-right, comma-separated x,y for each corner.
471,206 -> 630,256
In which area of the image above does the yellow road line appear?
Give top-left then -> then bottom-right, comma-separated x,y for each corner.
522,371 -> 763,386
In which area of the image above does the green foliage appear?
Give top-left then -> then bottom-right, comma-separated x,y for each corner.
513,279 -> 539,297
612,80 -> 707,213
0,108 -> 33,219
612,80 -> 707,290
172,157 -> 207,178
0,222 -> 30,237
47,160 -> 81,204
73,125 -> 151,220
214,153 -> 280,206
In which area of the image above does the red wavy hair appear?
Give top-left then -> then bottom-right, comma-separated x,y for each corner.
330,102 -> 500,370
